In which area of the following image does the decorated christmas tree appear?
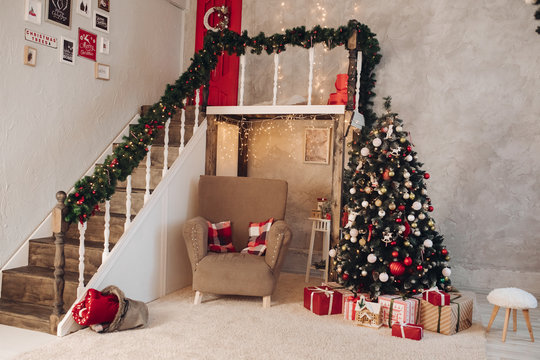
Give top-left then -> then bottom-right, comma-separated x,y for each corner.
332,97 -> 452,299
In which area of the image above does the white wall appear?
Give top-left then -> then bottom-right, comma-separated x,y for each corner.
0,0 -> 185,269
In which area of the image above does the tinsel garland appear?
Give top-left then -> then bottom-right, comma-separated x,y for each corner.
65,19 -> 381,224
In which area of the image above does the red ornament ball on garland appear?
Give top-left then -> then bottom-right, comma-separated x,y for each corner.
416,265 -> 423,271
342,273 -> 349,280
428,206 -> 434,212
392,251 -> 399,258
390,241 -> 397,246
398,205 -> 405,211
424,173 -> 430,179
389,261 -> 405,276
403,257 -> 413,266
412,289 -> 417,294
407,146 -> 412,152
396,218 -> 402,223
441,249 -> 448,255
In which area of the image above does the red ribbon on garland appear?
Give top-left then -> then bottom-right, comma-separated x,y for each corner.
367,224 -> 373,242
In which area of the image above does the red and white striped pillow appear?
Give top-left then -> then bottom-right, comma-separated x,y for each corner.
241,218 -> 274,256
207,220 -> 235,253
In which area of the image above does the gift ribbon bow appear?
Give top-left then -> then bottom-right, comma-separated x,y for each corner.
310,287 -> 335,315
425,287 -> 447,306
398,322 -> 423,339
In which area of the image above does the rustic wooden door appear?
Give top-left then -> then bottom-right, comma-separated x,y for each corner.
195,0 -> 242,106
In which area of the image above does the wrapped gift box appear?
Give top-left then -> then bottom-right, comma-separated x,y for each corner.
422,287 -> 450,306
378,295 -> 420,327
391,323 -> 424,341
420,293 -> 473,335
304,286 -> 342,316
343,296 -> 359,320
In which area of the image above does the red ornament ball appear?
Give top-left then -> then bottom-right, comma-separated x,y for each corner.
395,218 -> 402,223
416,265 -> 423,271
389,261 -> 405,276
342,273 -> 349,280
403,257 -> 413,266
407,146 -> 412,152
398,205 -> 405,211
390,241 -> 397,246
424,173 -> 430,179
428,206 -> 434,212
392,251 -> 399,258
441,249 -> 448,255
412,289 -> 417,293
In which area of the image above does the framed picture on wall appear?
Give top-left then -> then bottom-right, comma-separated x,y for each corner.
24,0 -> 42,25
93,11 -> 109,33
304,127 -> 332,164
76,0 -> 91,18
78,27 -> 97,61
59,36 -> 75,65
94,63 -> 110,80
45,0 -> 72,29
100,37 -> 109,54
98,0 -> 110,12
24,46 -> 37,66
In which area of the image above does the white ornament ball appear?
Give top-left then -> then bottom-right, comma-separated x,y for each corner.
379,272 -> 389,282
361,270 -> 368,277
367,253 -> 377,263
350,236 -> 358,243
418,213 -> 426,220
360,147 -> 370,156
350,187 -> 356,195
362,200 -> 369,208
442,267 -> 452,277
329,249 -> 336,258
414,230 -> 421,236
396,126 -> 403,132
407,214 -> 415,222
405,155 -> 413,162
403,172 -> 410,179
423,239 -> 433,248
403,193 -> 410,200
372,138 -> 382,147
378,210 -> 386,217
412,201 -> 422,210
350,228 -> 359,237
421,189 -> 427,195
399,225 -> 406,232
405,181 -> 413,188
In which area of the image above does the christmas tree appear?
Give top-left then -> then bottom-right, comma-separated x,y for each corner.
333,97 -> 452,299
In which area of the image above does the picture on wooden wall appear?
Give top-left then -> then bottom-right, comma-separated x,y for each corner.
304,127 -> 332,164
94,63 -> 110,80
93,11 -> 109,33
24,46 -> 37,66
59,36 -> 75,65
45,0 -> 72,29
78,28 -> 97,61
24,0 -> 42,25
76,0 -> 91,18
98,0 -> 110,12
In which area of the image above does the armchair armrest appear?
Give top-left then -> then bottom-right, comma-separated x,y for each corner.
182,216 -> 208,271
265,220 -> 292,271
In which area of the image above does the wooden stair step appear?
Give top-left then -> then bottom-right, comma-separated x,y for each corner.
112,144 -> 180,169
65,211 -> 128,244
139,123 -> 195,147
117,166 -> 165,190
105,187 -> 149,216
141,105 -> 199,125
0,299 -> 52,334
1,266 -> 85,308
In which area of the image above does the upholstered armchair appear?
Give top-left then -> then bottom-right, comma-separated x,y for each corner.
182,175 -> 292,307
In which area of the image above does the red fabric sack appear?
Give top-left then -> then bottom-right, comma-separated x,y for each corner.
72,288 -> 120,326
391,323 -> 424,341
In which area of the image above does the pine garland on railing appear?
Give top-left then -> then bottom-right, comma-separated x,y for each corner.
65,19 -> 381,224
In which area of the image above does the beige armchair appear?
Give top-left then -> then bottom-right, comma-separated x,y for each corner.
182,175 -> 292,307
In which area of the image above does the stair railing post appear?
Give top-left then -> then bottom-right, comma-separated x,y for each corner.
50,191 -> 68,333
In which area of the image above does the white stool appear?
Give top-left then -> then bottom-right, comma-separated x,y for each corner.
305,218 -> 331,283
486,287 -> 537,342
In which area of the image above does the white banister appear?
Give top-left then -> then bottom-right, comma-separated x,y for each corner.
273,53 -> 279,106
194,89 -> 200,129
144,146 -> 152,204
356,51 -> 362,106
162,117 -> 171,178
308,47 -> 314,106
102,200 -> 110,262
77,221 -> 87,297
179,99 -> 186,154
239,54 -> 246,106
124,175 -> 132,231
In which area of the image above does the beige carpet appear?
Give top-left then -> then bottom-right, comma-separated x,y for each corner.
17,273 -> 486,360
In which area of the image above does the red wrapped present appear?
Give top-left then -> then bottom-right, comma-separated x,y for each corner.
304,286 -> 342,315
378,295 -> 421,327
72,288 -> 119,326
422,287 -> 450,306
392,323 -> 424,341
343,296 -> 359,320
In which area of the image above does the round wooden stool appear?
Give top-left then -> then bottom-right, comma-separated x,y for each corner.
486,287 -> 537,342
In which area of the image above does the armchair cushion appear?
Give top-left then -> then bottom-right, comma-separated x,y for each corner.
241,218 -> 274,256
207,220 -> 235,253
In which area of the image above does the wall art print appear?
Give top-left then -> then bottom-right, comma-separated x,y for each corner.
46,0 -> 72,29
78,28 -> 97,61
98,0 -> 110,12
25,28 -> 58,48
24,0 -> 42,25
60,36 -> 75,65
94,63 -> 110,80
304,127 -> 332,164
93,11 -> 109,33
76,0 -> 90,18
100,37 -> 110,54
24,46 -> 37,66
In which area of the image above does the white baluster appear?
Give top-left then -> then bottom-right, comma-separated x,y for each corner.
273,53 -> 279,106
124,175 -> 132,231
77,221 -> 87,298
162,117 -> 171,178
239,54 -> 246,106
356,52 -> 363,107
179,99 -> 186,154
194,89 -> 200,129
307,47 -> 314,106
102,200 -> 110,262
144,146 -> 152,204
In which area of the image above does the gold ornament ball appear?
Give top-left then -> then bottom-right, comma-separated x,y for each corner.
445,277 -> 449,281
365,187 -> 372,194
342,245 -> 347,251
409,193 -> 415,200
389,171 -> 395,177
380,187 -> 387,194
445,256 -> 450,261
344,234 -> 351,240
403,241 -> 410,247
411,222 -> 418,228
400,137 -> 406,143
359,238 -> 366,246
375,199 -> 382,207
389,203 -> 396,210
428,220 -> 434,226
430,226 -> 436,230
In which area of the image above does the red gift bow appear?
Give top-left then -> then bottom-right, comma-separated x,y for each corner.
72,288 -> 119,326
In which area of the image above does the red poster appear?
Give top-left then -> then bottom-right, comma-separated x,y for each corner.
78,28 -> 97,61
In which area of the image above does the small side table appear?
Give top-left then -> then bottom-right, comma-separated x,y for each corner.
305,218 -> 331,283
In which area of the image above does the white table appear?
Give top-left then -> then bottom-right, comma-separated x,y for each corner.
305,218 -> 331,283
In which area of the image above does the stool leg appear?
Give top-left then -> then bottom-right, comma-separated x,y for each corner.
502,308 -> 511,342
512,309 -> 517,332
522,309 -> 535,342
486,305 -> 499,332
305,223 -> 316,283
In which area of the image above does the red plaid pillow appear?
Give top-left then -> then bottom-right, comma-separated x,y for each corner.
241,218 -> 274,256
207,221 -> 235,253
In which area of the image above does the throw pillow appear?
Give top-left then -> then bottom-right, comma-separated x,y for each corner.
207,220 -> 235,253
241,218 -> 274,256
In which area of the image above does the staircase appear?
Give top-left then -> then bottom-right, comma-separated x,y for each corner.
0,106 -> 197,334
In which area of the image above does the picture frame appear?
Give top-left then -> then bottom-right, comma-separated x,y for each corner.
97,0 -> 110,12
93,11 -> 109,33
94,63 -> 110,80
304,127 -> 332,164
75,0 -> 91,18
24,46 -> 37,66
78,27 -> 97,61
45,0 -> 72,29
100,37 -> 109,54
59,36 -> 75,65
24,0 -> 42,25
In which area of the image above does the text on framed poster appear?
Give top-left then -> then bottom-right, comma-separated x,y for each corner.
78,28 -> 97,61
25,28 -> 58,48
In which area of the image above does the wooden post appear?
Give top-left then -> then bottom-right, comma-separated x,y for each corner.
345,32 -> 358,112
330,114 -> 346,248
237,122 -> 249,177
205,115 -> 218,175
50,191 -> 68,334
